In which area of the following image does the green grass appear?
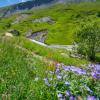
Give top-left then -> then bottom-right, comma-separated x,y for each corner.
0,37 -> 99,99
3,36 -> 88,66
1,2 -> 100,45
0,38 -> 51,99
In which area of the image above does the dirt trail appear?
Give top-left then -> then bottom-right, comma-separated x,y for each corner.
30,39 -> 74,50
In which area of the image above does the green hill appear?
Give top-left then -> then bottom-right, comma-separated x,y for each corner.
0,2 -> 100,45
0,1 -> 100,99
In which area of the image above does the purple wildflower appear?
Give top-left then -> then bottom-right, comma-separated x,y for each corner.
57,93 -> 63,98
69,95 -> 74,100
93,74 -> 100,79
88,64 -> 95,68
55,68 -> 60,74
57,75 -> 62,79
69,66 -> 87,75
87,96 -> 96,100
43,78 -> 50,86
56,63 -> 61,67
62,66 -> 70,71
91,71 -> 100,79
65,90 -> 70,96
65,81 -> 70,86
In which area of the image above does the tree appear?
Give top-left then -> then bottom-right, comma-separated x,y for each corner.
76,24 -> 100,61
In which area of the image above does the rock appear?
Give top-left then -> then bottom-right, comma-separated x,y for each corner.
26,29 -> 48,43
33,16 -> 54,24
5,32 -> 13,37
12,14 -> 28,25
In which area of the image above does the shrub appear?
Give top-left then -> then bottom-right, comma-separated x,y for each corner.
76,24 -> 100,61
97,11 -> 100,17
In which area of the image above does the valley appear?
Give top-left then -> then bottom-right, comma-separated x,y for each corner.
0,0 -> 100,100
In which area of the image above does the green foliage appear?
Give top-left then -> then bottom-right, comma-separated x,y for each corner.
10,37 -> 88,66
76,24 -> 100,61
0,38 -> 50,99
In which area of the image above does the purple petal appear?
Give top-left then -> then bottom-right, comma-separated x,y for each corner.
57,93 -> 63,98
65,90 -> 70,96
57,75 -> 62,79
87,96 -> 96,100
65,81 -> 70,86
69,95 -> 74,100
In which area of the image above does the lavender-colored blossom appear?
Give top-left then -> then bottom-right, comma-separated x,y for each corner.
88,64 -> 100,69
65,90 -> 70,96
88,64 -> 95,68
62,66 -> 70,71
55,68 -> 60,74
43,77 -> 48,81
57,75 -> 62,79
56,63 -> 61,67
43,78 -> 50,86
69,95 -> 74,100
65,81 -> 70,86
87,96 -> 96,100
92,74 -> 100,79
57,93 -> 63,98
91,64 -> 100,79
63,65 -> 87,75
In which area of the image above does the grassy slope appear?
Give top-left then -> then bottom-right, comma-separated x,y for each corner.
0,2 -> 100,45
0,37 -> 53,99
0,37 -> 99,99
0,2 -> 100,99
0,36 -> 87,99
1,36 -> 88,66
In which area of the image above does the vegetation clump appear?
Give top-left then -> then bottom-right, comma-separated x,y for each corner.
76,24 -> 100,61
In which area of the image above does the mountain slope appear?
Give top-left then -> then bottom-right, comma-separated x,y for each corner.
0,2 -> 100,45
0,0 -> 54,17
0,0 -> 96,17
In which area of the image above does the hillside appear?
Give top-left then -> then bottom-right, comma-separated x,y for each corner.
0,1 -> 100,100
0,0 -> 96,17
0,2 -> 100,45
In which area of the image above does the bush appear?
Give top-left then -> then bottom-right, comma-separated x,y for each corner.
76,24 -> 100,61
97,11 -> 100,17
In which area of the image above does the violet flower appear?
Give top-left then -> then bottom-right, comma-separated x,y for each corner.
43,78 -> 50,86
87,96 -> 96,100
65,90 -> 70,96
57,75 -> 62,79
69,95 -> 74,100
55,68 -> 60,74
65,81 -> 70,86
57,93 -> 63,98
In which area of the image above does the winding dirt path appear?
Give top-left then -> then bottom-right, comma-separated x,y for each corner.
30,39 -> 74,50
